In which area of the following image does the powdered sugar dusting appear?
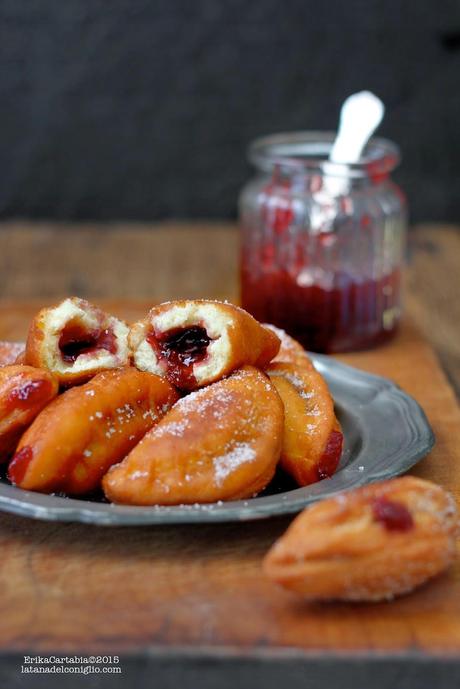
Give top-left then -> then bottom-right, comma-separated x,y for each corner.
213,442 -> 256,486
269,368 -> 312,396
175,384 -> 235,417
153,418 -> 190,438
265,324 -> 297,352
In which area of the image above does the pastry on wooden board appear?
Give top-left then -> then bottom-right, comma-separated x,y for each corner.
263,476 -> 458,601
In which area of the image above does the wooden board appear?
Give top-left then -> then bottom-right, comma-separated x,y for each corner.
0,305 -> 458,667
0,221 -> 459,686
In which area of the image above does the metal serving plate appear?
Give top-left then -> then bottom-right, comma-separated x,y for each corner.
0,355 -> 434,526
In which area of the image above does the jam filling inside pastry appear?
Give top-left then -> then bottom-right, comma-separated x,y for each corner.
129,300 -> 280,391
146,325 -> 212,389
58,323 -> 118,363
25,297 -> 130,385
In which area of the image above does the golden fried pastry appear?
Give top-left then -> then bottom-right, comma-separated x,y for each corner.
129,300 -> 280,390
266,362 -> 343,485
0,365 -> 58,459
25,297 -> 130,385
264,324 -> 314,371
0,341 -> 25,367
103,366 -> 284,505
264,477 -> 459,602
8,368 -> 178,494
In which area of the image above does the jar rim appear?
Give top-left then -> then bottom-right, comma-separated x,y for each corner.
248,131 -> 401,178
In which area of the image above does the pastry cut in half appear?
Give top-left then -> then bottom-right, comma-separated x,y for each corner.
8,368 -> 178,494
103,366 -> 284,505
266,362 -> 343,486
129,300 -> 280,390
263,477 -> 459,601
25,297 -> 130,385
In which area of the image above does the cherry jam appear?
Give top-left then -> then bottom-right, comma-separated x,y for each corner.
148,326 -> 210,389
8,445 -> 34,485
59,325 -> 117,363
8,379 -> 50,408
317,429 -> 343,480
372,496 -> 414,532
241,256 -> 401,352
239,132 -> 406,353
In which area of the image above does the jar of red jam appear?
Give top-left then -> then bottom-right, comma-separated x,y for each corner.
239,132 -> 407,353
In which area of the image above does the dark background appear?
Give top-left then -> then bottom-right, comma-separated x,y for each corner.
0,0 -> 459,223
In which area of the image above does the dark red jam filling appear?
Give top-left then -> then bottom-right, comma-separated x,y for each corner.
59,324 -> 117,363
317,429 -> 343,480
8,379 -> 50,408
8,445 -> 34,485
147,326 -> 211,389
372,496 -> 414,532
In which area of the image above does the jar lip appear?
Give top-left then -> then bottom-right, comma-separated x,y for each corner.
248,131 -> 401,178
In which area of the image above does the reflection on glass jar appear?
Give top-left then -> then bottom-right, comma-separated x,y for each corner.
239,131 -> 407,353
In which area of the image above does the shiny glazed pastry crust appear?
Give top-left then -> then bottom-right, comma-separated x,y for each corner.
266,362 -> 343,485
8,368 -> 178,494
103,366 -> 284,505
263,476 -> 459,601
0,365 -> 58,459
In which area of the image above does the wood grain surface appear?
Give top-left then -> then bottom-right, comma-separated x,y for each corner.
0,222 -> 459,676
0,317 -> 458,657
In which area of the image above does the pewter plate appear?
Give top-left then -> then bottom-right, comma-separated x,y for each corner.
0,355 -> 434,526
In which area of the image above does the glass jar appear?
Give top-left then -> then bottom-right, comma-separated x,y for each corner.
239,131 -> 407,353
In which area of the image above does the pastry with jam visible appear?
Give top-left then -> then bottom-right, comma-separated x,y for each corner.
8,368 -> 178,494
0,365 -> 58,459
0,341 -> 26,367
263,477 -> 458,601
266,362 -> 343,486
103,366 -> 284,505
129,300 -> 280,391
24,297 -> 130,385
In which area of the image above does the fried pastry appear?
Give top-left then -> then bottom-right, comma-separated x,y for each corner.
0,365 -> 58,460
264,325 -> 314,371
8,367 -> 178,494
103,366 -> 284,505
266,362 -> 343,485
0,341 -> 26,367
129,300 -> 280,390
264,476 -> 459,601
25,297 -> 130,385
